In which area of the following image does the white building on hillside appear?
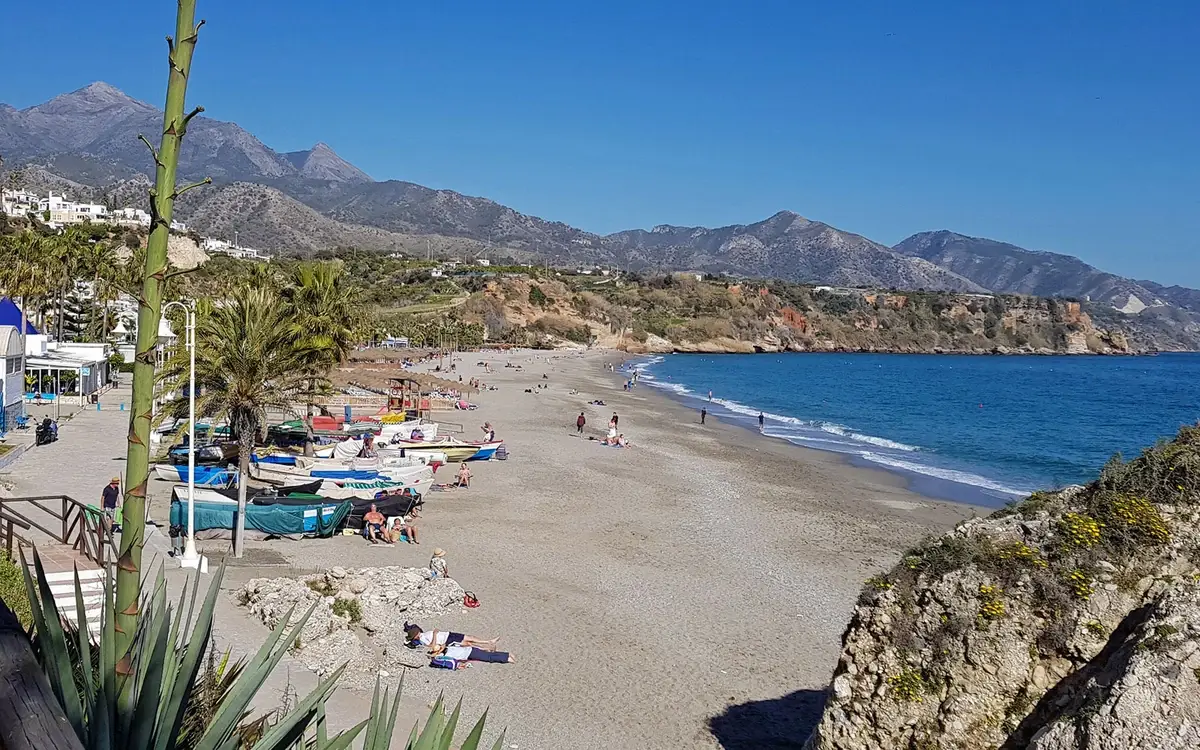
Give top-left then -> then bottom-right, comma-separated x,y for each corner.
1,189 -> 40,217
112,207 -> 152,227
39,192 -> 74,223
70,201 -> 109,223
202,237 -> 267,261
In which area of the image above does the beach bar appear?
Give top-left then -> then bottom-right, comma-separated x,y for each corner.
24,335 -> 112,406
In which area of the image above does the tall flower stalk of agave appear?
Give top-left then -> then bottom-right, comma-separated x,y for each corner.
118,0 -> 211,664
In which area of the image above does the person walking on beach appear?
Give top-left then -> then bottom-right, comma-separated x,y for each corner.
576,412 -> 586,434
708,390 -> 713,401
758,412 -> 765,431
701,407 -> 707,425
101,476 -> 122,534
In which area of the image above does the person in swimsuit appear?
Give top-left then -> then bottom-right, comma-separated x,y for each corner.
405,624 -> 497,650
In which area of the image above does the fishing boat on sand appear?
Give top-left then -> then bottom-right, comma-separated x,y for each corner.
247,456 -> 433,487
152,464 -> 237,486
168,485 -> 349,538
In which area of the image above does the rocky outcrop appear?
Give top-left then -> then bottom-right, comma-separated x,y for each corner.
237,566 -> 466,687
805,426 -> 1200,750
1010,580 -> 1200,749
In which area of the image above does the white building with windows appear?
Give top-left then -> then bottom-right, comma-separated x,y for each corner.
1,189 -> 40,217
0,326 -> 23,434
112,207 -> 152,227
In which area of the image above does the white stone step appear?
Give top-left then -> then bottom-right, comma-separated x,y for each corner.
54,593 -> 104,607
49,581 -> 104,596
40,569 -> 105,584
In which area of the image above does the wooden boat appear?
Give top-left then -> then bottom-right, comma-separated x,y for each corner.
388,438 -> 482,462
167,441 -> 238,466
317,473 -> 433,499
247,456 -> 432,487
153,464 -> 236,486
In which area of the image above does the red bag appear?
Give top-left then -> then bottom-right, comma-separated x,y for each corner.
463,591 -> 480,608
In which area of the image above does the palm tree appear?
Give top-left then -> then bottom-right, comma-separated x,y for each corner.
282,262 -> 358,456
81,237 -> 120,339
46,225 -> 91,341
162,286 -> 313,557
0,230 -> 54,358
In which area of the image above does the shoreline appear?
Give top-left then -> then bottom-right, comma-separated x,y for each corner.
619,352 -> 1029,508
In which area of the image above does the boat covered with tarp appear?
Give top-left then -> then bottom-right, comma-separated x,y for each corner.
252,490 -> 422,529
169,485 -> 350,540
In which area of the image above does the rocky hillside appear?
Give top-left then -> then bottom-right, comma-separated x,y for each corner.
895,231 -> 1168,314
175,182 -> 497,258
0,82 -> 363,185
4,82 -> 1200,346
804,426 -> 1200,749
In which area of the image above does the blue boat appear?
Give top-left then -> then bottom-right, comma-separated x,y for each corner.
153,464 -> 237,486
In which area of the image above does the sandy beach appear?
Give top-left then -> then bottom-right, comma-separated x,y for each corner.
3,349 -> 977,748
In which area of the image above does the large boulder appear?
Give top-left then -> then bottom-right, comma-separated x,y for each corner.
1014,579 -> 1200,749
806,426 -> 1200,750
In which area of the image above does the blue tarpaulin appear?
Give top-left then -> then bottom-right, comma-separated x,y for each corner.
0,298 -> 37,334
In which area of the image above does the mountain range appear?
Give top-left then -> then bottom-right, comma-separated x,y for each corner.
3,82 -> 1199,346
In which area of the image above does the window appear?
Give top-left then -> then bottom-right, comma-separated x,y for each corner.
5,356 -> 20,375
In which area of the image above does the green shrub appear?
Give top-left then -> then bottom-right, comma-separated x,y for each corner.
332,598 -> 362,624
0,554 -> 32,629
305,577 -> 336,597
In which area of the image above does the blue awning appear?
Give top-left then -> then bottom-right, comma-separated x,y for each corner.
0,298 -> 37,334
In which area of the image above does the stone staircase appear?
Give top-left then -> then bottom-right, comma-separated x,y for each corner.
0,494 -> 115,638
42,568 -> 105,637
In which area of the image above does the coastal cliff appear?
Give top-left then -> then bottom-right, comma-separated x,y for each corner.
803,426 -> 1200,750
455,274 -> 1139,355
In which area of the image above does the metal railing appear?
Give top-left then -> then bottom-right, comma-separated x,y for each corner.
0,495 -> 118,568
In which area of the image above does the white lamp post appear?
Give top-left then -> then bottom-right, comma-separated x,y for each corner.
164,300 -> 201,569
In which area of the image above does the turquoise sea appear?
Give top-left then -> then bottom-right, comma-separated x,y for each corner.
629,353 -> 1200,506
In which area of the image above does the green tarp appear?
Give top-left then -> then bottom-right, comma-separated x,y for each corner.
169,499 -> 351,537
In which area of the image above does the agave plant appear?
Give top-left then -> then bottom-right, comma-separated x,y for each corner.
19,548 -> 504,750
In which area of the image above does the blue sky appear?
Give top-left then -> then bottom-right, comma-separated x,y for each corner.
2,0 -> 1198,285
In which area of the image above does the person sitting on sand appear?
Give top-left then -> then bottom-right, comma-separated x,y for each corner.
430,548 -> 449,578
404,624 -> 496,649
388,514 -> 419,544
363,504 -> 389,544
617,433 -> 629,447
456,462 -> 472,487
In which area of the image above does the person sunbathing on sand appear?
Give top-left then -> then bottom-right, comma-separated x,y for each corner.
430,641 -> 516,665
405,624 -> 497,650
456,462 -> 472,487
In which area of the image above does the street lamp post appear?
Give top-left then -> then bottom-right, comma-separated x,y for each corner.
164,300 -> 201,569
